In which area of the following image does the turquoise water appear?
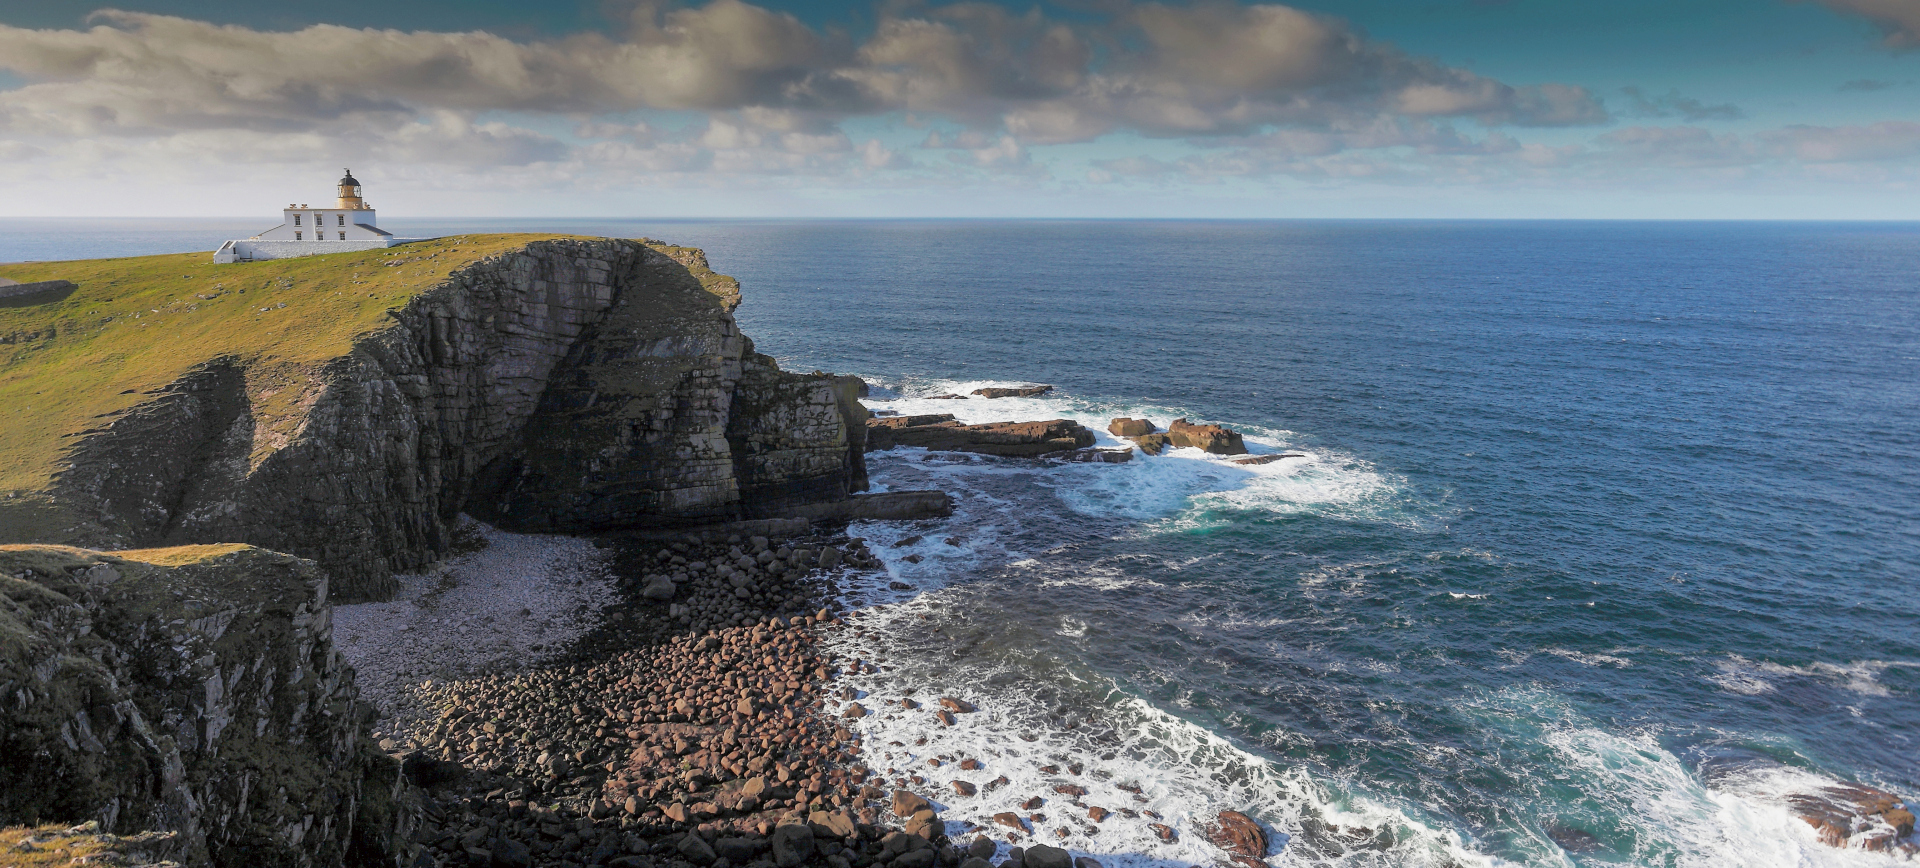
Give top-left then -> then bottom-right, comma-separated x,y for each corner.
8,219 -> 1917,865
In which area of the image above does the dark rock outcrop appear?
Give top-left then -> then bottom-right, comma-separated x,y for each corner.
971,386 -> 1052,399
867,415 -> 1095,457
38,240 -> 873,601
1108,418 -> 1155,437
1131,433 -> 1172,456
1166,418 -> 1248,455
0,544 -> 418,867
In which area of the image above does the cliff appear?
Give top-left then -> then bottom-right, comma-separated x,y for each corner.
0,236 -> 870,601
0,543 -> 416,867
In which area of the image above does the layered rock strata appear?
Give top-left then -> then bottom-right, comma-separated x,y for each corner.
0,544 -> 417,867
42,239 -> 872,601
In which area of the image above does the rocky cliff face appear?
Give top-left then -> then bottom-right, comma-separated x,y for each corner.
43,239 -> 866,601
0,543 -> 416,867
474,245 -> 868,532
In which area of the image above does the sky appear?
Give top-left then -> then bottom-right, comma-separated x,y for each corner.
0,0 -> 1917,218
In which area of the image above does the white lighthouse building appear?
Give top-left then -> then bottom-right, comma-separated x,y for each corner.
214,170 -> 398,263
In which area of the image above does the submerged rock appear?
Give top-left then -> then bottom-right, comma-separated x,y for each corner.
1231,453 -> 1304,466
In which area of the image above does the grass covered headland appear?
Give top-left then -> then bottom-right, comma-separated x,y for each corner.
0,235 -> 570,534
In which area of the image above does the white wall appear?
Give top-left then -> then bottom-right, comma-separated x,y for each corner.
214,238 -> 393,263
256,208 -> 382,241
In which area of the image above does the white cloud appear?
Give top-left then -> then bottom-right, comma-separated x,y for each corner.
0,1 -> 1911,209
0,2 -> 1605,149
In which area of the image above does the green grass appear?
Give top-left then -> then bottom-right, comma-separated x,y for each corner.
0,233 -> 579,496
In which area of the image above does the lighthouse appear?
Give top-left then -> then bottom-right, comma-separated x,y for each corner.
214,169 -> 399,262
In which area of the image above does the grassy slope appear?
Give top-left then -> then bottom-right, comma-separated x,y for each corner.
0,234 -> 580,498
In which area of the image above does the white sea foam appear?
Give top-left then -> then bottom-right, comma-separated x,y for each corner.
838,378 -> 1915,868
835,380 -> 1491,865
1708,655 -> 1917,698
861,377 -> 1422,532
1472,688 -> 1914,867
825,594 -> 1495,868
1543,647 -> 1633,668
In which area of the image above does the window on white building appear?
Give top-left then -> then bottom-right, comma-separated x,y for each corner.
293,214 -> 302,226
337,214 -> 345,226
295,231 -> 302,240
338,231 -> 346,240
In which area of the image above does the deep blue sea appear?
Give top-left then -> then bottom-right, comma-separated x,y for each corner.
6,219 -> 1917,866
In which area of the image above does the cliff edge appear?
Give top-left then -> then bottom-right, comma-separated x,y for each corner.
0,236 -> 870,601
0,543 -> 417,867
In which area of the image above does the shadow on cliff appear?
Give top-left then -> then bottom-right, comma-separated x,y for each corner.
468,245 -> 871,533
18,238 -> 908,604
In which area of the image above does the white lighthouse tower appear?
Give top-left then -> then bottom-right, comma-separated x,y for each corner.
214,170 -> 398,263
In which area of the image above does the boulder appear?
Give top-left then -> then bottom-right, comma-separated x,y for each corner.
868,416 -> 1095,457
1165,418 -> 1247,455
1788,781 -> 1917,851
809,809 -> 859,838
1108,418 -> 1156,437
678,832 -> 719,866
641,576 -> 679,600
771,823 -> 815,867
715,837 -> 765,861
971,386 -> 1053,399
1023,844 -> 1073,868
1206,811 -> 1269,868
1130,433 -> 1172,456
905,808 -> 942,838
895,849 -> 939,868
893,790 -> 934,818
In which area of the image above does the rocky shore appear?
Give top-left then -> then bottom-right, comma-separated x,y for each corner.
350,522 -> 1291,868
355,528 -> 945,868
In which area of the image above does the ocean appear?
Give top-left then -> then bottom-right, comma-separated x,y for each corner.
6,219 -> 1917,866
